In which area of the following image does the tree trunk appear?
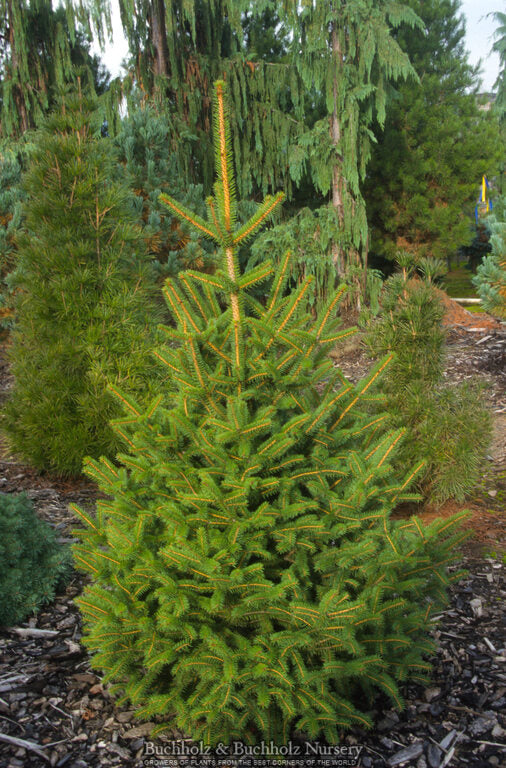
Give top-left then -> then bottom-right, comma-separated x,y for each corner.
330,18 -> 344,276
151,0 -> 169,77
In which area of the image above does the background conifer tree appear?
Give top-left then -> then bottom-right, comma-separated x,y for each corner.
281,0 -> 422,282
473,198 -> 506,319
364,0 -> 501,268
0,0 -> 109,137
70,0 -> 303,197
114,105 -> 212,282
3,88 -> 161,476
74,82 -> 467,745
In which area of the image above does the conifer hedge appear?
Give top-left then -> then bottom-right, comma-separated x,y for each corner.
74,83 -> 467,745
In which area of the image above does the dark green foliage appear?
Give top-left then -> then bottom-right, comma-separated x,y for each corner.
74,83 -> 467,745
0,0 -> 109,137
365,0 -> 501,266
251,206 -> 339,314
404,381 -> 491,504
365,273 -> 446,387
114,105 -> 212,281
242,5 -> 289,62
3,92 -> 162,476
0,492 -> 70,626
364,259 -> 491,503
280,0 -> 422,284
73,0 -> 304,197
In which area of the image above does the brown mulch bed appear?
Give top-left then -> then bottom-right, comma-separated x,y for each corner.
0,315 -> 505,768
435,290 -> 501,332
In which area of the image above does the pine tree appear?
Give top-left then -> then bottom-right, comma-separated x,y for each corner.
74,82 -> 467,745
3,89 -> 161,476
364,255 -> 491,503
364,0 -> 501,267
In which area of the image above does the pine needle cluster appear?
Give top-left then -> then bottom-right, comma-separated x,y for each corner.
74,83 -> 468,745
3,90 -> 162,476
364,256 -> 491,503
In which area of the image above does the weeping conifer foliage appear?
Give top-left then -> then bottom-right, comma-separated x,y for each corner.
281,0 -> 422,276
0,0 -> 108,137
69,0 -> 304,196
74,82 -> 467,745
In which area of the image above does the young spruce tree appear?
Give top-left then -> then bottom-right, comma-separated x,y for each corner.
74,83 -> 467,745
4,90 -> 161,476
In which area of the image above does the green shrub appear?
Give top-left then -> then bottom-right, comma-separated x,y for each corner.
3,90 -> 162,476
0,492 -> 70,626
73,83 -> 468,746
364,257 -> 491,503
473,201 -> 506,319
416,382 -> 491,503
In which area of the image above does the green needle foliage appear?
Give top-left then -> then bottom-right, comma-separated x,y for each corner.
3,89 -> 162,476
0,492 -> 70,626
364,255 -> 491,503
365,0 -> 501,267
473,198 -> 506,319
74,83 -> 468,745
114,105 -> 211,281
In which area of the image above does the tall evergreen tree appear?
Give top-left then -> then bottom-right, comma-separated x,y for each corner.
0,0 -> 109,137
491,11 -> 506,119
74,81 -> 467,745
70,0 -> 304,197
281,0 -> 421,279
3,90 -> 161,476
364,0 -> 501,266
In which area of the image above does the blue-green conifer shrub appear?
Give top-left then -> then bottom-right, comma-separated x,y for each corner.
473,204 -> 506,319
0,492 -> 70,626
74,84 -> 468,745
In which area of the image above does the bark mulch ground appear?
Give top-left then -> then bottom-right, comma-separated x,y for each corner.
0,311 -> 504,768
